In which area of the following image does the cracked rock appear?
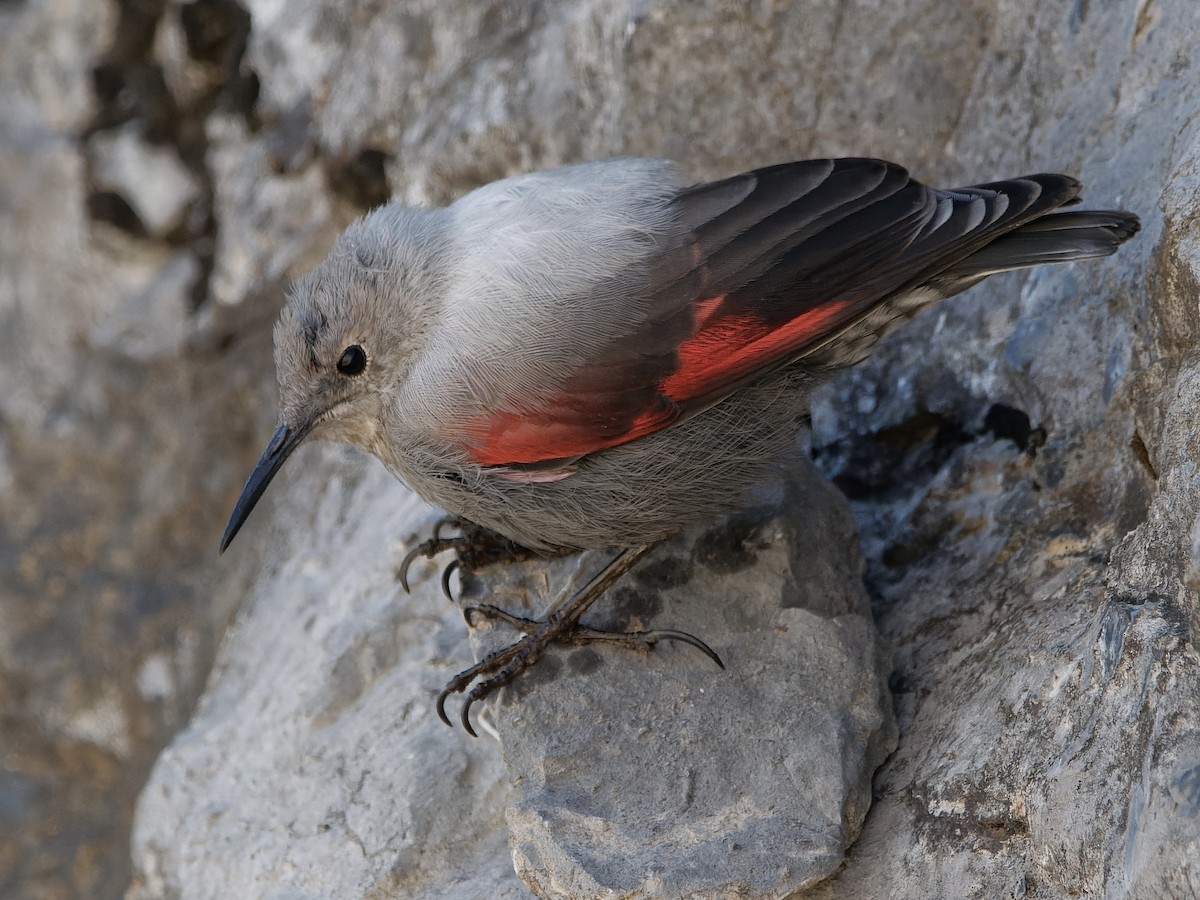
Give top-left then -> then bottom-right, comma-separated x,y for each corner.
88,122 -> 201,237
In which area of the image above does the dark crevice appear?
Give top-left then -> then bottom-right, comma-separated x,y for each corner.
813,401 -> 1048,505
814,409 -> 973,502
1130,430 -> 1158,480
86,0 -> 173,138
983,403 -> 1046,454
86,191 -> 147,237
180,0 -> 251,64
328,148 -> 394,211
220,65 -> 261,123
980,815 -> 1029,838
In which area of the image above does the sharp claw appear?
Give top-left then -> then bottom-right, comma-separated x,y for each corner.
433,543 -> 696,736
397,543 -> 427,593
460,695 -> 479,737
431,516 -> 463,543
400,517 -> 528,595
436,687 -> 454,728
649,628 -> 725,670
441,560 -> 459,600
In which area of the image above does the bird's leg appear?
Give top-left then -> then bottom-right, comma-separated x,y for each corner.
397,516 -> 550,599
437,543 -> 724,736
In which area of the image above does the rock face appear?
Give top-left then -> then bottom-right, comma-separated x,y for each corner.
469,467 -> 894,898
129,462 -> 529,900
3,0 -> 1199,897
129,459 -> 894,899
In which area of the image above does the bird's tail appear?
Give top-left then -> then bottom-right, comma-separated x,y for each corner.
796,183 -> 1139,373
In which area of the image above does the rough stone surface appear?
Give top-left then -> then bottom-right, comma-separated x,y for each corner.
125,458 -> 891,900
88,123 -> 201,237
4,0 -> 1200,897
0,0 -> 283,896
129,457 -> 527,900
470,467 -> 894,898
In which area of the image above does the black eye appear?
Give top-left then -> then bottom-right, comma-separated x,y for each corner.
336,345 -> 367,376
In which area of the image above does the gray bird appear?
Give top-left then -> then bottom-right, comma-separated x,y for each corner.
221,157 -> 1139,733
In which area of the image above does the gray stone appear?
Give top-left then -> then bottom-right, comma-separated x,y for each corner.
88,123 -> 202,237
0,4 -> 274,895
127,454 -> 892,900
129,453 -> 530,900
206,112 -> 344,308
477,467 -> 894,898
87,235 -> 196,361
0,0 -> 112,135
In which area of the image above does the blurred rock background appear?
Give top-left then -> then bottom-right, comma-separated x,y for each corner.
2,0 -> 1198,898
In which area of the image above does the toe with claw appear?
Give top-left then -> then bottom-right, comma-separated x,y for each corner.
436,544 -> 725,736
397,517 -> 541,597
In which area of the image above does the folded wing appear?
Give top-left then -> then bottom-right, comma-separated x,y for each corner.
456,158 -> 1125,472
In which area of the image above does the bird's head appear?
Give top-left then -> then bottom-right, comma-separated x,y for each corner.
220,204 -> 449,552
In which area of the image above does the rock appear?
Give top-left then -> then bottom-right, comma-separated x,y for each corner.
483,466 -> 894,898
0,3 -> 276,896
800,1 -> 1200,893
0,0 -> 113,135
155,0 -> 254,115
128,453 -> 530,900
88,123 -> 202,237
87,234 -> 196,361
205,112 -> 343,308
127,454 -> 892,900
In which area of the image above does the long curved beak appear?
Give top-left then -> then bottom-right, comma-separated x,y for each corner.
220,420 -> 312,553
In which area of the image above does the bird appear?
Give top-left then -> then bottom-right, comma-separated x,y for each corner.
220,156 -> 1139,734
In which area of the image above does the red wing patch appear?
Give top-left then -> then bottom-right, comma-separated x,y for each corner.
464,295 -> 853,468
466,398 -> 680,467
662,297 -> 851,401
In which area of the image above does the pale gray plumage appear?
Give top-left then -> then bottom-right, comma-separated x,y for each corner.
221,156 -> 1139,555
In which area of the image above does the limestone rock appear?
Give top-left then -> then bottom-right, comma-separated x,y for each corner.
479,468 -> 894,898
129,454 -> 529,900
88,123 -> 201,237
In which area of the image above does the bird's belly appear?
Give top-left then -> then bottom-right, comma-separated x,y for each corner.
391,372 -> 814,551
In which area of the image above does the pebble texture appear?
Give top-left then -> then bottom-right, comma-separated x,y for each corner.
2,0 -> 1198,897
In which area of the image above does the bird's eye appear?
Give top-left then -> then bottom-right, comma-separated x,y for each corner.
336,345 -> 368,376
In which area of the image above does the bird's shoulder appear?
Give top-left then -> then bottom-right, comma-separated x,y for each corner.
447,158 -> 686,262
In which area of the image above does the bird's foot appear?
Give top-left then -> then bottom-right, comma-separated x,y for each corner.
437,607 -> 723,737
436,545 -> 724,736
397,516 -> 543,599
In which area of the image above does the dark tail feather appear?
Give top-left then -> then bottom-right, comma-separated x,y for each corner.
797,199 -> 1139,373
944,209 -> 1141,279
